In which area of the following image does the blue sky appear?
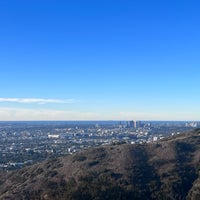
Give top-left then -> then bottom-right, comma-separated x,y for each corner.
0,0 -> 200,120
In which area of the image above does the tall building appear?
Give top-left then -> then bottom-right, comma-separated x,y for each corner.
126,120 -> 134,128
127,120 -> 142,128
134,120 -> 137,128
130,120 -> 134,128
136,121 -> 142,128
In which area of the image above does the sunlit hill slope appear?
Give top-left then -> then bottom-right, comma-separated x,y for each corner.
0,130 -> 200,200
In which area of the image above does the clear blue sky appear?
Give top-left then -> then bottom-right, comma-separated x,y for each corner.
0,0 -> 200,120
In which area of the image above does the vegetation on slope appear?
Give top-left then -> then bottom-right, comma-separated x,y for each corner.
0,129 -> 199,200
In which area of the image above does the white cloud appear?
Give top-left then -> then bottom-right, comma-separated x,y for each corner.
0,98 -> 76,104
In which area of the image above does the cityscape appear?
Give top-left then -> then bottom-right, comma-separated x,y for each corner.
1,0 -> 200,199
0,120 -> 198,171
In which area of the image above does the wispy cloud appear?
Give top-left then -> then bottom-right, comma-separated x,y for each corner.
0,107 -> 199,121
0,98 -> 76,104
0,107 -> 100,121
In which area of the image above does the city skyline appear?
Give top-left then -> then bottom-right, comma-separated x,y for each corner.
1,1 -> 200,121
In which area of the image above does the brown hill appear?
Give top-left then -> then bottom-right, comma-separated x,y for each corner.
0,129 -> 199,200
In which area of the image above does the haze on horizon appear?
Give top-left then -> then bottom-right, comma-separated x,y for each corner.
0,0 -> 200,121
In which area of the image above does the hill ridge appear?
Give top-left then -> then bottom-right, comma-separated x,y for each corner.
0,130 -> 199,200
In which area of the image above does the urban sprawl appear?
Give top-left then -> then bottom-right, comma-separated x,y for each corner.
0,121 -> 198,171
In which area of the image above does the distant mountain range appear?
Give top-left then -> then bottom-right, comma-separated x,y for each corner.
0,129 -> 199,200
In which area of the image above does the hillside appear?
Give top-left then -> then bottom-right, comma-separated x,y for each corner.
0,129 -> 199,200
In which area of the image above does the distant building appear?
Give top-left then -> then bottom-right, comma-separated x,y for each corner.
128,120 -> 142,129
185,122 -> 197,127
153,136 -> 158,141
48,134 -> 59,139
134,121 -> 137,128
130,120 -> 134,128
126,120 -> 142,129
136,121 -> 142,128
127,120 -> 134,128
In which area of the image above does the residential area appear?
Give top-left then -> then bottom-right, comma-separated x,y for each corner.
0,121 -> 198,171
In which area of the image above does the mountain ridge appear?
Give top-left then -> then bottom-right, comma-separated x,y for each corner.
0,129 -> 200,200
